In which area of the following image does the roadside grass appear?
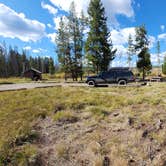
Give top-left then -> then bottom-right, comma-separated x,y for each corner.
0,77 -> 32,84
0,74 -> 85,84
0,83 -> 165,165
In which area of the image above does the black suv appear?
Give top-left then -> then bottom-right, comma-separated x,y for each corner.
86,67 -> 135,86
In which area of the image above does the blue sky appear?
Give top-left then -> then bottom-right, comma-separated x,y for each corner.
0,0 -> 166,67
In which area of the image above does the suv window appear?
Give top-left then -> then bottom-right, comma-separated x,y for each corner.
116,71 -> 133,77
102,71 -> 116,78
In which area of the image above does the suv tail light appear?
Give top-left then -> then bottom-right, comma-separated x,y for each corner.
131,75 -> 135,81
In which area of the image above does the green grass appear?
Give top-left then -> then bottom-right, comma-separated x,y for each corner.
0,83 -> 165,165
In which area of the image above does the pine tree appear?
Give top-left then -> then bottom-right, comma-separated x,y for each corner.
56,17 -> 72,80
37,57 -> 42,71
21,50 -> 28,74
127,34 -> 135,68
68,2 -> 85,81
135,25 -> 152,80
0,44 -> 6,77
156,40 -> 161,74
49,57 -> 55,75
2,42 -> 8,77
79,10 -> 88,80
43,57 -> 49,73
85,0 -> 116,73
162,56 -> 166,75
8,47 -> 20,76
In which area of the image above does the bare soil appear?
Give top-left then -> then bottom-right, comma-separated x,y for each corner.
34,108 -> 166,166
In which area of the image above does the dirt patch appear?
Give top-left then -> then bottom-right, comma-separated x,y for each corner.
33,108 -> 166,166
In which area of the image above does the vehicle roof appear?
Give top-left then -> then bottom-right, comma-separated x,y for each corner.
108,67 -> 130,71
24,68 -> 42,74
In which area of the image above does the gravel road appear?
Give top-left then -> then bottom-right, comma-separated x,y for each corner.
0,82 -> 87,92
0,82 -> 144,92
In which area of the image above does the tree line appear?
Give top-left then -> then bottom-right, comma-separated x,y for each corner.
56,0 -> 154,80
0,44 -> 55,77
1,0 -> 165,80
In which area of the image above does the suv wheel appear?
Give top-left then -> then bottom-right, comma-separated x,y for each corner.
88,80 -> 96,87
118,79 -> 127,85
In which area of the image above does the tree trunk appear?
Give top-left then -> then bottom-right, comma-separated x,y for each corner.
96,65 -> 99,74
80,75 -> 83,81
142,68 -> 145,81
65,72 -> 67,81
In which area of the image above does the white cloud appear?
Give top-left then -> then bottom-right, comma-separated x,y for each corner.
0,3 -> 46,42
39,48 -> 48,52
151,51 -> 166,65
41,1 -> 57,15
32,49 -> 40,53
103,0 -> 134,25
109,27 -> 136,65
47,23 -> 53,28
158,33 -> 166,41
49,0 -> 88,16
31,48 -> 48,54
49,0 -> 134,26
160,25 -> 165,31
114,45 -> 127,57
23,46 -> 32,50
111,27 -> 135,45
110,27 -> 157,66
148,35 -> 156,48
111,59 -> 129,67
47,33 -> 57,43
53,17 -> 61,29
53,16 -> 68,30
111,27 -> 156,50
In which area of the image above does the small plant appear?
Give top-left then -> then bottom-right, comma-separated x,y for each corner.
150,130 -> 166,145
56,144 -> 69,159
36,111 -> 48,119
53,111 -> 78,123
94,156 -> 103,166
86,106 -> 109,117
54,102 -> 65,113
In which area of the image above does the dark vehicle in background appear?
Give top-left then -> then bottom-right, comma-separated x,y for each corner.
23,68 -> 42,81
86,67 -> 135,87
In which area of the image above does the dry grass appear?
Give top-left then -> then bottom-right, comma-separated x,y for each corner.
56,143 -> 69,159
0,83 -> 165,165
0,77 -> 31,84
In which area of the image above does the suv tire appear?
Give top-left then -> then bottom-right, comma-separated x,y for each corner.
88,80 -> 96,87
118,79 -> 127,85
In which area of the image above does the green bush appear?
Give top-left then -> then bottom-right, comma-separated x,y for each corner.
162,57 -> 166,74
162,64 -> 166,75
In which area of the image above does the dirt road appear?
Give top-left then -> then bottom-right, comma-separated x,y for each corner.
0,82 -> 87,92
0,82 -> 144,92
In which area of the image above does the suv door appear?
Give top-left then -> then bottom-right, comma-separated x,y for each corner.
116,70 -> 134,82
102,71 -> 116,83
